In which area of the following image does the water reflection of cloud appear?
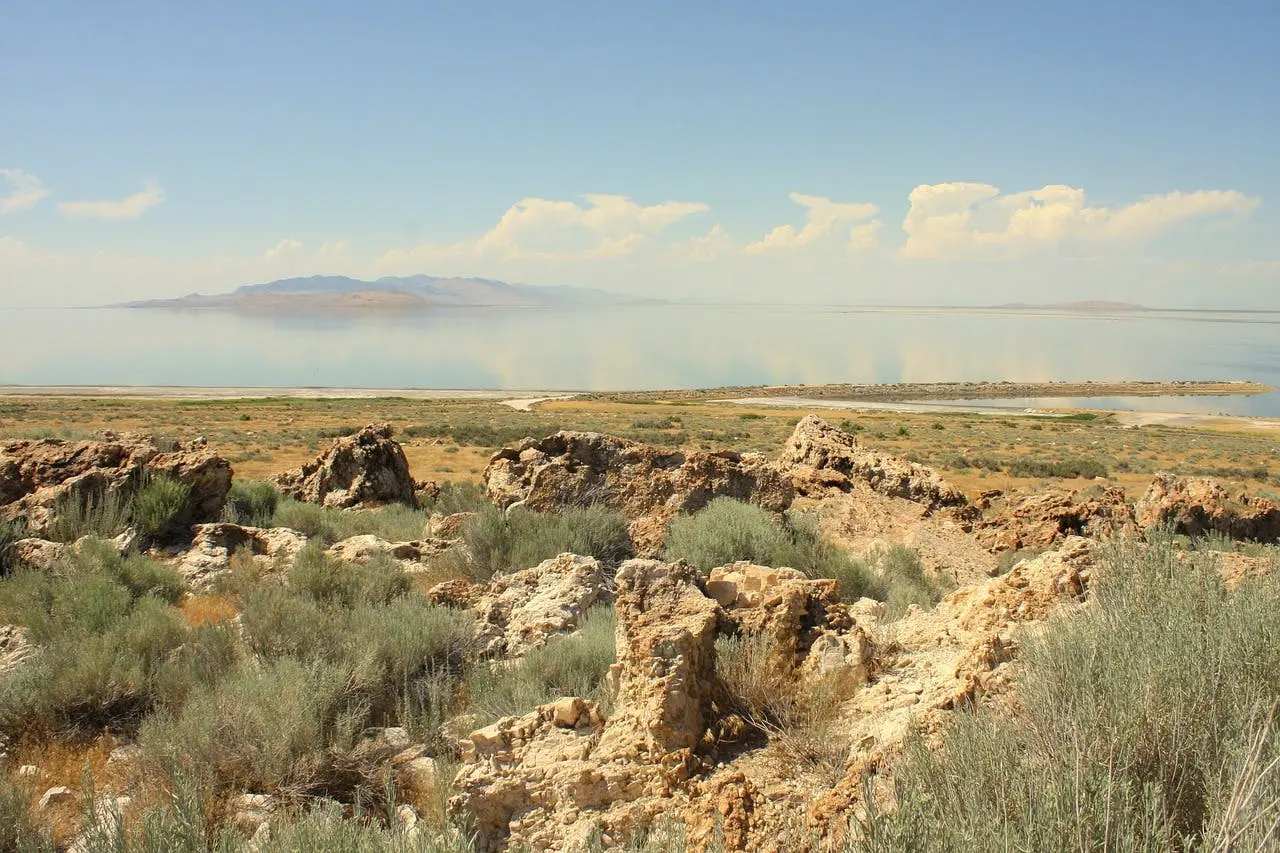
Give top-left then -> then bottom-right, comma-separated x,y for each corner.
0,309 -> 1276,413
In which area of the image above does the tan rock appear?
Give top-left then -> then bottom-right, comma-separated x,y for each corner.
975,487 -> 1135,553
326,534 -> 452,571
0,624 -> 33,675
0,432 -> 231,538
271,423 -> 416,509
468,553 -> 611,658
38,786 -> 74,811
1136,473 -> 1280,542
779,415 -> 970,513
484,431 -> 793,554
175,523 -> 306,588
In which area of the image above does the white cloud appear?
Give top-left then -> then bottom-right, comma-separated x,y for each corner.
263,238 -> 304,261
58,180 -> 165,221
376,194 -> 708,271
672,224 -> 735,262
0,169 -> 49,214
746,192 -> 880,254
901,182 -> 1259,260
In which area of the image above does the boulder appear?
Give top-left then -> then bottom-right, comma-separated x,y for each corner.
326,534 -> 452,571
974,487 -> 1135,552
463,553 -> 611,658
0,433 -> 231,537
0,624 -> 34,675
484,431 -> 793,553
271,424 -> 416,509
450,558 -> 720,851
38,786 -> 75,811
1136,473 -> 1280,542
779,415 -> 970,513
175,523 -> 307,588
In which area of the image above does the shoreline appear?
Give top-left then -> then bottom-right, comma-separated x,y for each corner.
0,379 -> 1269,402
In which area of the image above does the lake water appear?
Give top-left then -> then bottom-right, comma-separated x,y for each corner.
1,305 -> 1278,415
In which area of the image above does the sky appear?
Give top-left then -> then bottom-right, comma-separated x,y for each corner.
3,0 -> 1280,308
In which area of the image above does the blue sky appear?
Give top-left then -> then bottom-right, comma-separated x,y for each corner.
3,0 -> 1279,306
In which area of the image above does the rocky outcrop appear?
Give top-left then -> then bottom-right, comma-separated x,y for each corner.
974,487 -> 1136,552
271,424 -> 416,509
0,433 -> 231,537
450,558 -> 720,851
10,529 -> 138,572
1136,473 -> 1280,543
484,431 -> 793,553
175,522 -> 307,588
460,553 -> 611,658
0,624 -> 33,675
326,535 -> 454,573
779,415 -> 970,514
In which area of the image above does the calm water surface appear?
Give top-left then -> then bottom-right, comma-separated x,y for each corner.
1,306 -> 1277,415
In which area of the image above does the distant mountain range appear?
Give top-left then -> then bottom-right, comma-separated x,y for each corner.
117,275 -> 645,313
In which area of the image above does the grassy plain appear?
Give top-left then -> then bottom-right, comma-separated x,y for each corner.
1,389 -> 1276,501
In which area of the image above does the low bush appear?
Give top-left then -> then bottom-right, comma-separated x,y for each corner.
223,479 -> 280,527
287,545 -> 411,609
876,546 -> 946,619
663,498 -> 880,602
0,516 -> 25,576
852,533 -> 1280,851
271,499 -> 431,545
45,487 -> 133,543
441,504 -> 632,582
464,605 -> 616,723
422,481 -> 489,516
1007,456 -> 1108,480
0,775 -> 52,853
131,476 -> 193,539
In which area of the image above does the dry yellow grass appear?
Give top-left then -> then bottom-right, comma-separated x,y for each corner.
179,593 -> 239,627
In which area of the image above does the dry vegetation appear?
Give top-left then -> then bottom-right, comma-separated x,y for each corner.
2,392 -> 1279,851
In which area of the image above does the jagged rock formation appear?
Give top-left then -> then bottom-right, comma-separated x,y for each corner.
0,433 -> 231,537
485,431 -> 794,553
456,553 -> 612,658
779,415 -> 971,513
271,423 -> 416,509
326,534 -> 454,573
175,522 -> 307,587
1136,473 -> 1280,542
973,487 -> 1136,552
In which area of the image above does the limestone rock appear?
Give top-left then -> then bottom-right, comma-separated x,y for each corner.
0,624 -> 33,675
326,534 -> 452,571
431,511 -> 473,539
780,415 -> 970,513
450,559 -> 720,851
974,487 -> 1135,553
271,423 -> 416,509
231,793 -> 276,835
0,433 -> 231,537
467,553 -> 611,658
1136,473 -> 1280,542
38,786 -> 75,811
484,431 -> 793,554
175,523 -> 307,588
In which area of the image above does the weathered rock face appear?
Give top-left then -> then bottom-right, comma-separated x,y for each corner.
484,431 -> 794,553
450,558 -> 720,851
1136,473 -> 1280,543
0,433 -> 231,537
974,487 -> 1136,552
271,424 -> 416,509
175,522 -> 307,588
779,415 -> 970,513
12,529 -> 138,572
326,534 -> 453,573
0,624 -> 33,675
461,553 -> 611,658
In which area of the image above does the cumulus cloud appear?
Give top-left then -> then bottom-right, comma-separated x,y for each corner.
376,194 -> 708,271
900,182 -> 1259,260
263,238 -> 304,261
58,180 -> 165,221
0,169 -> 49,214
746,192 -> 880,254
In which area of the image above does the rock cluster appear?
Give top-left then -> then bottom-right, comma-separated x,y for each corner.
326,534 -> 454,573
0,433 -> 231,537
451,553 -> 612,658
974,486 -> 1136,552
484,431 -> 793,553
271,423 -> 416,509
779,415 -> 971,513
1136,473 -> 1280,543
175,522 -> 308,587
